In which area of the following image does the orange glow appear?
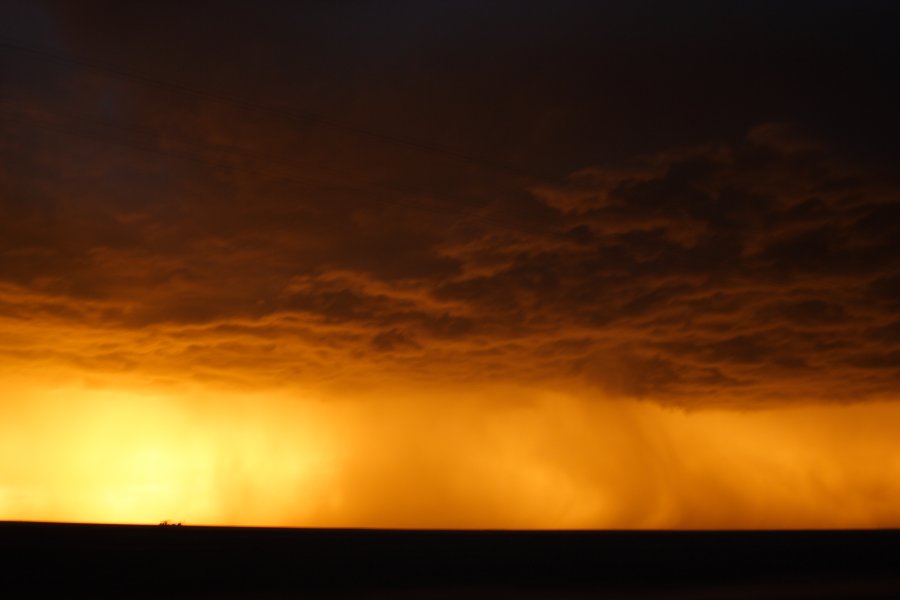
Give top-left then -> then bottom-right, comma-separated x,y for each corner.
3,375 -> 900,529
2,3 -> 898,536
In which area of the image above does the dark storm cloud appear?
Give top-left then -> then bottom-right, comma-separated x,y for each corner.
518,126 -> 900,403
1,1 -> 898,403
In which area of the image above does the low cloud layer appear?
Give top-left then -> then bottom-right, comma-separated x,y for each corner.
1,115 -> 897,406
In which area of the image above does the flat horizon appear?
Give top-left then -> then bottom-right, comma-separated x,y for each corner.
6,521 -> 900,598
6,519 -> 900,532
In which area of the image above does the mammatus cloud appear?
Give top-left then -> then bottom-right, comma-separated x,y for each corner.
1,120 -> 898,405
523,124 -> 899,404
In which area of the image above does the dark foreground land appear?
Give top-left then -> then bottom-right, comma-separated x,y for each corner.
2,522 -> 900,598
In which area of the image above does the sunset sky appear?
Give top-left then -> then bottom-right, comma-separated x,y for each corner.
1,1 -> 899,528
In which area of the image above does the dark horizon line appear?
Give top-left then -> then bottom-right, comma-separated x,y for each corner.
4,519 -> 899,534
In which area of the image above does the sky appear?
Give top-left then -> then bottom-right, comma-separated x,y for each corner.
1,0 -> 899,528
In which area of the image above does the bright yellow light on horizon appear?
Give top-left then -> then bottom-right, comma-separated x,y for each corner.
2,378 -> 900,529
0,383 -> 341,526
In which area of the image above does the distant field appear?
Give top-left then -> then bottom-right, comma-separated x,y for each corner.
3,522 -> 900,598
